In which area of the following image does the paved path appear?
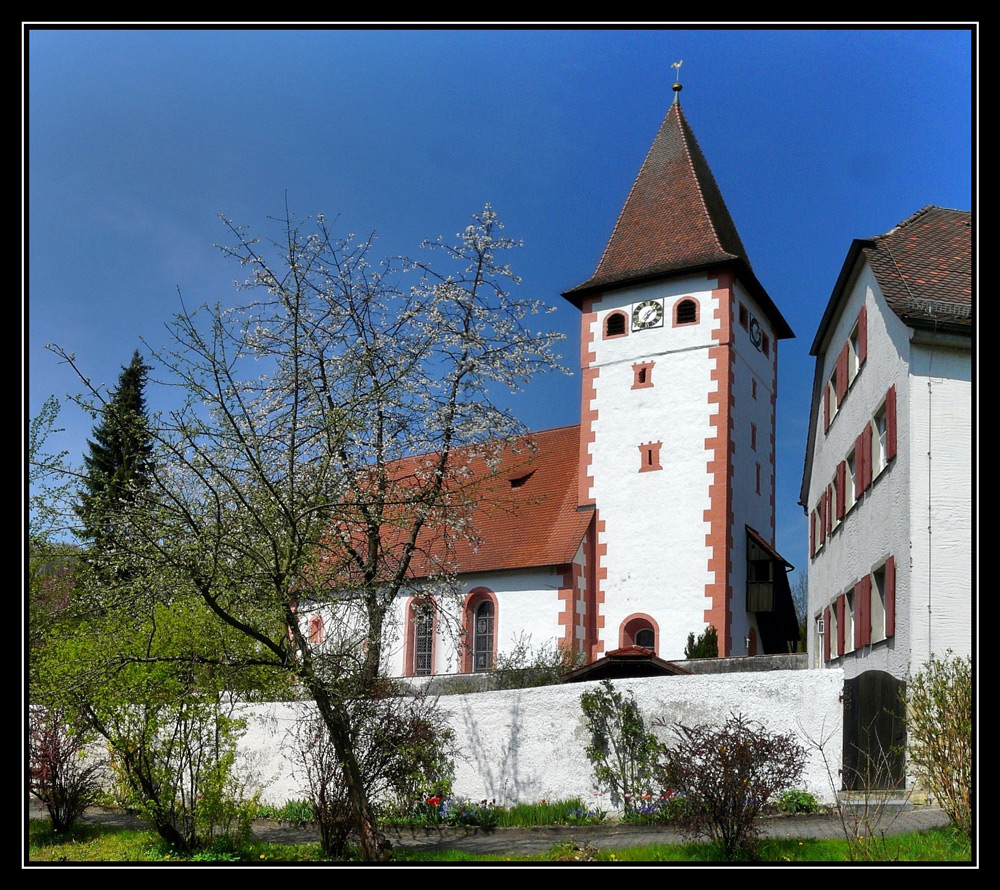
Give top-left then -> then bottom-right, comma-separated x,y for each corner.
29,800 -> 951,857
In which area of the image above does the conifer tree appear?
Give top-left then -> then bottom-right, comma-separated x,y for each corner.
75,350 -> 153,548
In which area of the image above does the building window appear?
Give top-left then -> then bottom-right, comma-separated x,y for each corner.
739,303 -> 749,331
620,614 -> 659,653
844,591 -> 855,654
872,403 -> 888,478
871,565 -> 887,644
473,601 -> 494,672
638,441 -> 663,472
751,423 -> 757,451
752,378 -> 757,400
462,588 -> 497,673
848,322 -> 861,385
761,332 -> 770,357
404,597 -> 436,677
413,608 -> 434,676
674,298 -> 698,325
631,361 -> 655,389
755,462 -> 761,495
829,481 -> 839,533
845,449 -> 857,513
604,311 -> 628,338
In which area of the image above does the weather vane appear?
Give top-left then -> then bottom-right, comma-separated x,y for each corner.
671,60 -> 683,103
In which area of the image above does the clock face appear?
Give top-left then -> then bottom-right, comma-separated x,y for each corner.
749,316 -> 763,348
632,299 -> 664,330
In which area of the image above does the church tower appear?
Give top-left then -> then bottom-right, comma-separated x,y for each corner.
563,77 -> 797,661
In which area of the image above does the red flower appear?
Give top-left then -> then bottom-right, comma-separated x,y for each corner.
425,795 -> 442,806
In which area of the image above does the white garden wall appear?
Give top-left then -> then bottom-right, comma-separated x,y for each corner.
236,668 -> 844,812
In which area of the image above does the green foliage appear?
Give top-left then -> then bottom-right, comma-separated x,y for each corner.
684,625 -> 719,659
776,788 -> 819,815
656,712 -> 806,860
489,634 -> 587,690
290,686 -> 455,857
580,680 -> 658,818
74,350 -> 154,550
905,651 -> 972,835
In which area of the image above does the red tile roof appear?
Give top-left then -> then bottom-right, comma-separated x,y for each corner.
862,205 -> 972,329
318,425 -> 591,585
565,102 -> 752,297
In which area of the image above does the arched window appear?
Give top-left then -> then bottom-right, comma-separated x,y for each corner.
463,588 -> 498,673
473,601 -> 494,672
620,614 -> 659,653
604,312 -> 627,338
403,597 -> 436,677
674,298 -> 698,325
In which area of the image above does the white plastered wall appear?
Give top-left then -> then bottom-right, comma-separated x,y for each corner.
729,280 -> 781,654
907,337 -> 973,671
806,263 -> 912,680
586,274 -> 719,660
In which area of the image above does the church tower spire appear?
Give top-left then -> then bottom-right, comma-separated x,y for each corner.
564,79 -> 797,662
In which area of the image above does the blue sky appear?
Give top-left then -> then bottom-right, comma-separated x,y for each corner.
26,26 -> 975,574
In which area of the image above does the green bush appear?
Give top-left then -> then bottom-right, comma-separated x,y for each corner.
684,626 -> 718,658
656,713 -> 806,860
905,652 -> 972,835
580,680 -> 658,818
776,788 -> 819,815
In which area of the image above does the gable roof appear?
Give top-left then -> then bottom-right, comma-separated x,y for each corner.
563,98 -> 792,339
811,205 -> 972,354
433,424 -> 591,576
319,425 -> 591,586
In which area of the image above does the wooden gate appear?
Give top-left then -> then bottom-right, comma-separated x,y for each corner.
842,670 -> 906,791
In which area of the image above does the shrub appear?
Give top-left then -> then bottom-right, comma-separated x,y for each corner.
580,680 -> 658,818
776,788 -> 819,815
684,625 -> 718,658
905,652 -> 972,835
490,634 -> 586,690
28,707 -> 105,833
656,712 -> 806,860
290,683 -> 455,857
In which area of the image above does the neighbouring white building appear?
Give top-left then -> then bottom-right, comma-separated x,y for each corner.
367,81 -> 799,680
800,205 -> 973,682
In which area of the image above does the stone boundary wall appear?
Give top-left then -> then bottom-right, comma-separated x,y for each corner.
238,667 -> 844,810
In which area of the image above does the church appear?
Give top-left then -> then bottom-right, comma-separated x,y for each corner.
380,80 -> 800,679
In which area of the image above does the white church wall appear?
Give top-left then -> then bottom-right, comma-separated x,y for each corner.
236,669 -> 844,810
585,274 -> 720,661
385,568 -> 569,677
729,279 -> 782,654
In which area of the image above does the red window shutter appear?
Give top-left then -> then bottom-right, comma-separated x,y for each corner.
836,345 -> 849,403
823,606 -> 831,662
826,484 -> 834,538
885,556 -> 895,637
885,385 -> 897,461
857,305 -> 867,365
810,509 -> 816,556
861,422 -> 873,491
824,386 -> 830,430
854,432 -> 865,501
854,576 -> 871,648
836,594 -> 846,655
836,461 -> 846,519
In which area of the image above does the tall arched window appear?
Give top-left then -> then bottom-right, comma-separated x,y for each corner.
463,588 -> 498,673
473,600 -> 494,672
403,597 -> 436,677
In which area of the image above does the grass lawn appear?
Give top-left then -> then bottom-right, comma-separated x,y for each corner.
27,818 -> 973,864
